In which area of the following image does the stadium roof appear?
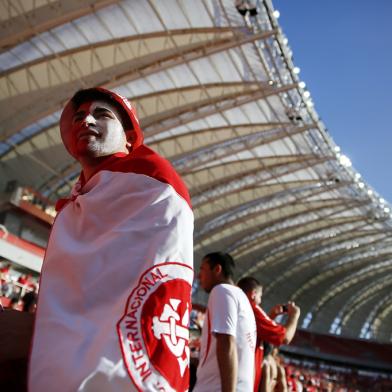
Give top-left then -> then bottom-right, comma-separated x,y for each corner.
1,0 -> 391,342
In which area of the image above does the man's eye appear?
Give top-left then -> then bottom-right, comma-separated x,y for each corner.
73,115 -> 83,122
98,112 -> 112,118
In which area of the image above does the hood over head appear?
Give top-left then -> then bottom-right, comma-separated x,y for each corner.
59,87 -> 144,150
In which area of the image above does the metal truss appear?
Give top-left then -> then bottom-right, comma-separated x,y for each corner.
0,28 -> 277,140
237,214 -> 370,278
331,276 -> 392,336
197,202 -> 367,256
372,296 -> 392,341
196,178 -> 356,238
297,256 -> 392,316
263,229 -> 387,296
0,0 -> 119,51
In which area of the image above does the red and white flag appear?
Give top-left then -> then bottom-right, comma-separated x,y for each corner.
29,92 -> 193,392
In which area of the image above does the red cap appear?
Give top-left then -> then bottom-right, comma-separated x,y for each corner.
59,87 -> 144,150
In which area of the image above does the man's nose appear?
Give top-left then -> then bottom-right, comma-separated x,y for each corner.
81,113 -> 96,126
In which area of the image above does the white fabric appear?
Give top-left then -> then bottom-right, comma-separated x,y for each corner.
194,284 -> 256,392
29,169 -> 193,391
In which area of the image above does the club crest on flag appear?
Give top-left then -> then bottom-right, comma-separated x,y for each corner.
152,298 -> 190,377
117,263 -> 193,392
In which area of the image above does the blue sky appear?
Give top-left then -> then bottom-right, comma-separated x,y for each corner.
272,1 -> 392,203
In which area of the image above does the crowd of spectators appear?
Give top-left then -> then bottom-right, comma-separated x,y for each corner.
282,357 -> 392,392
2,255 -> 392,391
0,261 -> 38,312
189,307 -> 392,392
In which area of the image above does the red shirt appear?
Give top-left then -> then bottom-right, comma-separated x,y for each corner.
252,303 -> 286,392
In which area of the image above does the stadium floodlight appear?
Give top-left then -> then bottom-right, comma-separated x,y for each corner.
380,198 -> 386,204
367,189 -> 373,196
273,10 -> 280,18
303,91 -> 311,98
298,81 -> 306,89
338,154 -> 352,167
358,182 -> 365,189
384,207 -> 390,213
293,66 -> 300,74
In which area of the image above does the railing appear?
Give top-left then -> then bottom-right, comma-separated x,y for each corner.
0,229 -> 45,258
10,187 -> 55,224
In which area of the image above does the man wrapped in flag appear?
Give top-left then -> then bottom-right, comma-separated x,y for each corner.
29,88 -> 194,392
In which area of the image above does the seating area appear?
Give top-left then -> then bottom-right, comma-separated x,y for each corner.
0,261 -> 38,312
289,330 -> 392,370
188,307 -> 392,391
283,357 -> 392,392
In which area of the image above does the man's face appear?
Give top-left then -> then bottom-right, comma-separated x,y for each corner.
198,258 -> 218,293
61,100 -> 129,161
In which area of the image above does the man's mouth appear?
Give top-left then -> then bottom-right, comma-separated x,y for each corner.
77,129 -> 99,140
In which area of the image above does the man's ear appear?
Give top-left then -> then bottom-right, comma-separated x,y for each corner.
213,264 -> 222,276
250,289 -> 257,301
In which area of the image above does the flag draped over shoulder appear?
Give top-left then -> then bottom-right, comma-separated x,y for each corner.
29,90 -> 194,392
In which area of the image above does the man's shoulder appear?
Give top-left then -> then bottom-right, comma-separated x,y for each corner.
253,304 -> 269,318
210,283 -> 239,297
112,145 -> 191,207
115,145 -> 175,175
209,284 -> 250,307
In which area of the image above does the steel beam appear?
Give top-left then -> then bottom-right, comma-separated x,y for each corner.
296,256 -> 392,310
0,0 -> 119,51
0,29 -> 277,141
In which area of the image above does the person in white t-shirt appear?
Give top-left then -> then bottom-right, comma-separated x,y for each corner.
193,252 -> 256,392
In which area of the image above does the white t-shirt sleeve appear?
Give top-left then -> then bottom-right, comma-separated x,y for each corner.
209,285 -> 238,337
